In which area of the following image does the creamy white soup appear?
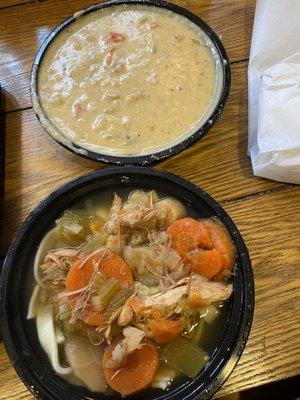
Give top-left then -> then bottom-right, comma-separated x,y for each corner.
38,5 -> 218,157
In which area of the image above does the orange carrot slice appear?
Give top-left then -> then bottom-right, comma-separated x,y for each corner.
168,218 -> 235,280
99,252 -> 134,286
149,317 -> 184,344
102,340 -> 159,396
187,248 -> 224,279
168,217 -> 213,258
66,251 -> 133,291
203,220 -> 235,270
78,305 -> 106,327
66,251 -> 133,326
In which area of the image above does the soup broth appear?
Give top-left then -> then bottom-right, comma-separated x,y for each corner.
28,188 -> 234,397
37,5 -> 218,156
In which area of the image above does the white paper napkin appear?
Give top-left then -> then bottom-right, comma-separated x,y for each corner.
248,0 -> 300,184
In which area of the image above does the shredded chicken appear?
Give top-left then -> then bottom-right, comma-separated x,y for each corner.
39,248 -> 81,288
105,192 -> 159,235
105,194 -> 122,235
118,304 -> 133,326
106,233 -> 127,255
105,326 -> 145,368
135,275 -> 232,311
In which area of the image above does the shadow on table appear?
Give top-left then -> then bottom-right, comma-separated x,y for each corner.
216,375 -> 300,400
0,89 -> 22,258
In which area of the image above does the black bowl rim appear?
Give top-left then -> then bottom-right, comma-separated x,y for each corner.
0,167 -> 254,400
30,0 -> 231,166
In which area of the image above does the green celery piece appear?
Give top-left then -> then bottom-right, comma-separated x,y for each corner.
199,305 -> 220,324
56,210 -> 91,245
191,320 -> 205,345
92,278 -> 120,311
139,275 -> 159,287
106,286 -> 134,315
81,231 -> 108,255
161,337 -> 209,378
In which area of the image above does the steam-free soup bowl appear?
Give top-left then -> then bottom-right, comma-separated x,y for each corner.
30,0 -> 231,166
0,167 -> 254,400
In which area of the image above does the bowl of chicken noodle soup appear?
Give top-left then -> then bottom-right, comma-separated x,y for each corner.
0,167 -> 254,400
31,0 -> 230,164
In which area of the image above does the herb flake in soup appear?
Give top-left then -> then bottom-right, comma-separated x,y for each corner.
38,5 -> 218,156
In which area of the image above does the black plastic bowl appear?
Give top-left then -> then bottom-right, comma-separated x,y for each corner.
0,167 -> 253,400
30,0 -> 231,166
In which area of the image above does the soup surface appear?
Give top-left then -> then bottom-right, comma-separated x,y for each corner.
28,189 -> 235,397
38,5 -> 217,156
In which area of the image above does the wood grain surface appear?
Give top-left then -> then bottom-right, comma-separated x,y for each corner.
0,0 -> 38,8
0,0 -> 299,399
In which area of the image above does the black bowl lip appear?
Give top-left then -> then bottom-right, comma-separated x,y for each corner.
0,167 -> 254,400
30,0 -> 231,166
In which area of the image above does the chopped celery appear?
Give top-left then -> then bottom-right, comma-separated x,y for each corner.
106,286 -> 134,315
192,320 -> 205,345
85,199 -> 95,218
56,210 -> 91,245
94,205 -> 109,220
92,278 -> 120,311
110,322 -> 123,340
139,275 -> 159,287
91,273 -> 106,291
199,305 -> 220,324
161,337 -> 209,378
92,296 -> 104,311
81,231 -> 108,255
57,301 -> 72,320
59,309 -> 72,321
62,320 -> 87,336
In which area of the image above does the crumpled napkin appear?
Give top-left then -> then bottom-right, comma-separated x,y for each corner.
248,0 -> 300,184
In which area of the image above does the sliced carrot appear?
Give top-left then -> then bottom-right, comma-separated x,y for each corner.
187,248 -> 223,279
187,294 -> 211,310
66,258 -> 93,291
66,251 -> 133,291
102,339 -> 159,396
168,217 -> 214,259
99,253 -> 134,286
66,251 -> 133,326
203,220 -> 235,270
168,218 -> 235,280
78,305 -> 106,327
149,317 -> 184,344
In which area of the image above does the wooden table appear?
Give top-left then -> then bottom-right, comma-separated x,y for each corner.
0,0 -> 299,398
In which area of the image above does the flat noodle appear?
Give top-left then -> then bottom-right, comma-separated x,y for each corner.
33,227 -> 61,288
36,304 -> 71,375
27,284 -> 40,319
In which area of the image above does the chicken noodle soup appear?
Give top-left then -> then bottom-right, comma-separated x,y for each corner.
37,5 -> 219,157
28,190 -> 235,396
